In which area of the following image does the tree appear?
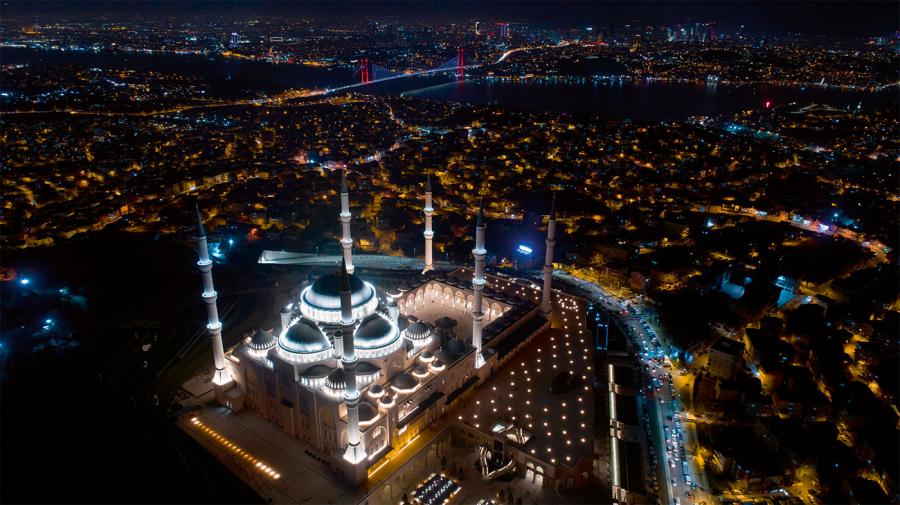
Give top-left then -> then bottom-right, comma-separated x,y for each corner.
441,456 -> 447,469
499,489 -> 506,501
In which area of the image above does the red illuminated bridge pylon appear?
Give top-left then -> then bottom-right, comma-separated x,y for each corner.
350,50 -> 471,88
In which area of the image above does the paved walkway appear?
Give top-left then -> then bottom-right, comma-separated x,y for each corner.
180,404 -> 361,504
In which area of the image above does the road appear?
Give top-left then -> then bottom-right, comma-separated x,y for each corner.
694,205 -> 891,264
553,271 -> 710,504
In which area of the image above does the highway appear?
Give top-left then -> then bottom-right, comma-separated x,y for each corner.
553,271 -> 710,504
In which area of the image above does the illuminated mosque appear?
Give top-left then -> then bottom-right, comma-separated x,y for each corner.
193,172 -> 558,485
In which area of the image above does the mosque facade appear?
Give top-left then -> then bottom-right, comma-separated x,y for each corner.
194,172 -> 557,486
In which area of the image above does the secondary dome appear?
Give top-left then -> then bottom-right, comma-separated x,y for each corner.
355,314 -> 400,350
403,321 -> 432,346
302,270 -> 375,310
279,318 -> 331,355
359,401 -> 378,424
249,329 -> 276,351
391,371 -> 417,392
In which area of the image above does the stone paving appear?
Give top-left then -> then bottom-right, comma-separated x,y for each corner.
180,403 -> 362,505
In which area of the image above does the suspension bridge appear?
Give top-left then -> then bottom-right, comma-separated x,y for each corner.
324,48 -> 476,94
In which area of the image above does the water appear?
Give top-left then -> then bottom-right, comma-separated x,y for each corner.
2,46 -> 895,120
0,46 -> 357,88
401,78 -> 897,121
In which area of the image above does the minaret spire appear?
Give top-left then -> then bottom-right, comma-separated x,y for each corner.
471,198 -> 487,368
339,257 -> 365,463
540,192 -> 557,315
339,170 -> 355,274
422,174 -> 435,273
194,202 -> 230,385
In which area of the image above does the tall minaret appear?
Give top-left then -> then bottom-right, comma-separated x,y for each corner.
540,192 -> 557,315
280,304 -> 292,335
195,203 -> 229,385
339,170 -> 355,275
339,259 -> 365,463
471,199 -> 487,368
423,174 -> 434,273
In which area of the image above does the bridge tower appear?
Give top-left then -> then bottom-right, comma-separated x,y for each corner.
359,58 -> 370,84
457,48 -> 464,79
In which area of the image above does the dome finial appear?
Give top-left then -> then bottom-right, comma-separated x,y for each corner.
340,169 -> 348,194
194,199 -> 206,237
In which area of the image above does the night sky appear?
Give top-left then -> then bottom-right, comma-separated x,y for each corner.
3,1 -> 898,37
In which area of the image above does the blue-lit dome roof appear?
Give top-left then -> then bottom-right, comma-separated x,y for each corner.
279,318 -> 331,354
249,329 -> 277,351
355,313 -> 400,350
302,270 -> 375,310
404,321 -> 432,342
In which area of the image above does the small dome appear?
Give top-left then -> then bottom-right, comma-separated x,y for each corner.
445,338 -> 467,356
419,350 -> 435,363
391,371 -> 417,392
326,368 -> 346,390
301,364 -> 331,379
302,270 -> 375,311
412,364 -> 429,377
368,384 -> 385,398
359,401 -> 378,423
249,329 -> 276,351
379,393 -> 395,408
404,321 -> 431,341
355,314 -> 399,350
430,358 -> 445,371
280,318 -> 331,354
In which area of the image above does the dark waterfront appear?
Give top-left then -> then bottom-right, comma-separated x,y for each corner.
3,47 -> 895,120
402,77 -> 897,121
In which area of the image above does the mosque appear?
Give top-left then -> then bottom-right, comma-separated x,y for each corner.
193,172 -> 559,486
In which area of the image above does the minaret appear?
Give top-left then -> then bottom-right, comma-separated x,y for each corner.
280,304 -> 292,335
339,259 -> 365,463
386,297 -> 399,324
540,192 -> 557,315
195,203 -> 230,385
422,174 -> 434,273
339,170 -> 355,275
471,200 -> 487,368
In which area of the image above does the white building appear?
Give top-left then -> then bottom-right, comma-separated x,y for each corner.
196,175 -> 555,486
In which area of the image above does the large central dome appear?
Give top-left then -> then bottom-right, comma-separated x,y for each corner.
299,269 -> 378,323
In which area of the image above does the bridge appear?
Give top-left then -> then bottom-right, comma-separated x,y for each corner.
324,48 -> 477,94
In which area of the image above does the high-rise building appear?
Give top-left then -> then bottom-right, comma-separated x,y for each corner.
229,32 -> 239,48
498,22 -> 510,39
